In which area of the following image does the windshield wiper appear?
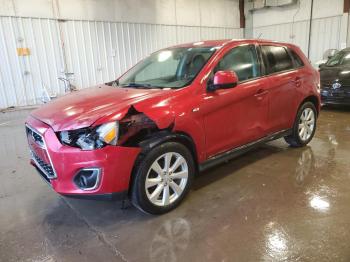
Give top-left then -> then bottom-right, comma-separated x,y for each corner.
121,82 -> 162,89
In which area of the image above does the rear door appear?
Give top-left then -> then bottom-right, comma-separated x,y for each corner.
260,45 -> 300,134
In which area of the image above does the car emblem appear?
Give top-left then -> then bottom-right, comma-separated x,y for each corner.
332,82 -> 341,89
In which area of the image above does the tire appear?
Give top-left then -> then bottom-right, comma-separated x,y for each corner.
284,101 -> 317,147
131,142 -> 195,215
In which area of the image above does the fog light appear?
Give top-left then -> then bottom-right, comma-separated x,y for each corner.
73,168 -> 101,190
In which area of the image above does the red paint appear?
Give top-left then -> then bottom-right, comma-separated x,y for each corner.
31,85 -> 173,131
26,115 -> 140,195
26,39 -> 320,197
213,70 -> 238,87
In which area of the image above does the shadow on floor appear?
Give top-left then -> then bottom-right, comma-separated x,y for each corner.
193,143 -> 285,190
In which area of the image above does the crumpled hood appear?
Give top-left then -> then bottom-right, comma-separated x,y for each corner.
31,85 -> 171,131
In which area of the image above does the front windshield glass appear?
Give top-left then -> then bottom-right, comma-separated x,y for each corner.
326,50 -> 350,66
118,46 -> 216,89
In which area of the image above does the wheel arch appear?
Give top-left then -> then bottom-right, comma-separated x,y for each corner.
127,130 -> 199,195
300,95 -> 320,116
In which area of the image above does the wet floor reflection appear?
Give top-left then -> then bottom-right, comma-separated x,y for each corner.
309,195 -> 330,212
149,218 -> 190,262
264,222 -> 290,261
294,147 -> 314,186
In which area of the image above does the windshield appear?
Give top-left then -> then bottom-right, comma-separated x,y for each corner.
326,50 -> 350,66
118,47 -> 216,89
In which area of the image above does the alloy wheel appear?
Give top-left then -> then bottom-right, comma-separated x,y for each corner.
298,108 -> 315,141
145,152 -> 189,207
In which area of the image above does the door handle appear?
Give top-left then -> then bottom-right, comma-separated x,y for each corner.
254,89 -> 269,97
294,77 -> 302,87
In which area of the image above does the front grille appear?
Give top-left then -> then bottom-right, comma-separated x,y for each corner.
321,81 -> 350,90
26,126 -> 44,148
26,124 -> 57,179
33,163 -> 51,185
31,150 -> 56,178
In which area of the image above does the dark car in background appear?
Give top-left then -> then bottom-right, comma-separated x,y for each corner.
319,48 -> 350,105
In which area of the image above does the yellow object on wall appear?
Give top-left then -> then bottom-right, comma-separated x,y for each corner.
17,48 -> 30,56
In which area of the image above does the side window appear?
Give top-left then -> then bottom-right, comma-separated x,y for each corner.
261,45 -> 294,74
341,53 -> 350,66
214,45 -> 261,81
290,49 -> 304,68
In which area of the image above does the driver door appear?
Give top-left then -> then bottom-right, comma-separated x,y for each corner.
197,44 -> 270,158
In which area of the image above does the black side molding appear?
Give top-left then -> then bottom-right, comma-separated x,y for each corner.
199,129 -> 292,172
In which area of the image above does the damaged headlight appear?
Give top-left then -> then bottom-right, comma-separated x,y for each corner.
59,122 -> 119,150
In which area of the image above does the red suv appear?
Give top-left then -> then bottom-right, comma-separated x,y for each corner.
26,39 -> 320,214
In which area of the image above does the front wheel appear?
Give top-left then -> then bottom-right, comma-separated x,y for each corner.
131,142 -> 195,214
284,102 -> 317,147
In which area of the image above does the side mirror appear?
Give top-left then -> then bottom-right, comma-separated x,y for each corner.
207,71 -> 238,92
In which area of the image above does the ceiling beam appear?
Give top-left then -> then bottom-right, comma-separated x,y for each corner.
344,0 -> 350,13
239,0 -> 245,28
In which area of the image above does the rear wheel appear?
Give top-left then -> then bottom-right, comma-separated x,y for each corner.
131,142 -> 194,214
284,102 -> 317,147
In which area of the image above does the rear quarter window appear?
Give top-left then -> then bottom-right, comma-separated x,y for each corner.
289,49 -> 304,68
261,45 -> 294,74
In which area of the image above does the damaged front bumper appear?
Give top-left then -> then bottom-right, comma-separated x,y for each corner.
26,115 -> 141,199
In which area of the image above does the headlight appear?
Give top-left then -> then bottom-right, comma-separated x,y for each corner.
96,122 -> 119,145
59,122 -> 119,150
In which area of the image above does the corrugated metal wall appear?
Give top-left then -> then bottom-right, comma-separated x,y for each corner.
253,15 -> 343,63
309,16 -> 343,63
0,16 -> 243,109
253,20 -> 310,55
0,17 -> 65,108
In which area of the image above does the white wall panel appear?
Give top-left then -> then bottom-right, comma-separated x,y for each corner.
252,0 -> 343,27
0,16 -> 242,108
309,16 -> 342,63
0,0 -> 241,28
253,16 -> 342,63
201,27 -> 225,40
176,26 -> 201,44
253,20 -> 310,54
59,21 -> 242,89
0,16 -> 64,107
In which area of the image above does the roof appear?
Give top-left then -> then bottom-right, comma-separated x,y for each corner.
168,39 -> 299,49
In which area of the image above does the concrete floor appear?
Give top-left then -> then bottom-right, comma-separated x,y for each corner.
1,107 -> 350,261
